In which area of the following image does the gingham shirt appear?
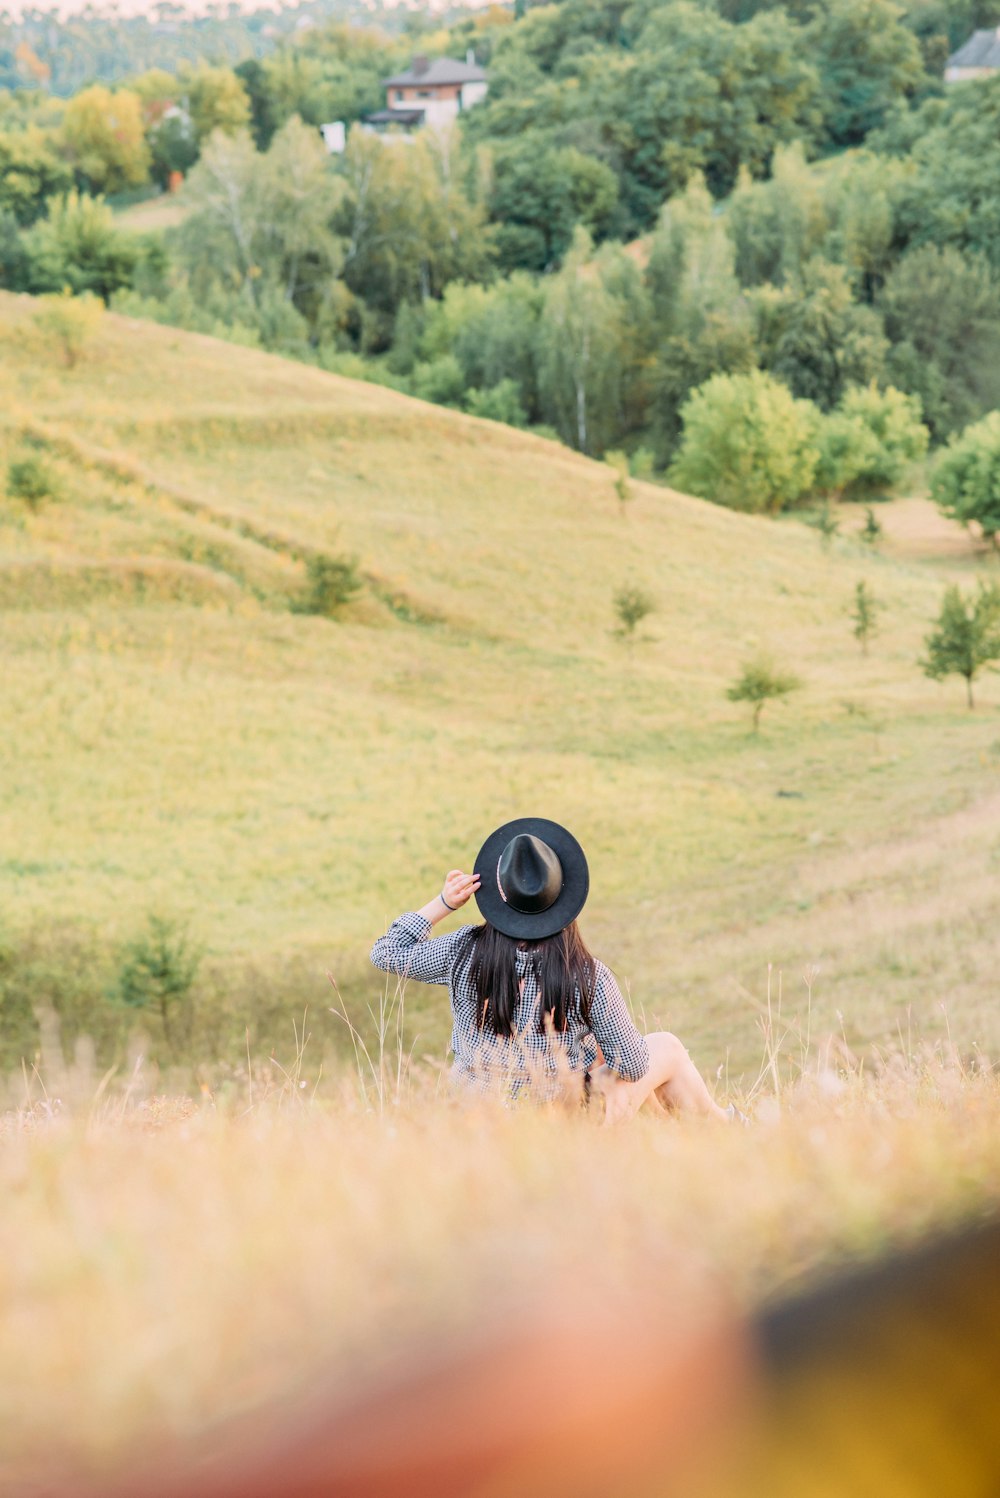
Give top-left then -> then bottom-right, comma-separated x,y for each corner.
370,913 -> 650,1098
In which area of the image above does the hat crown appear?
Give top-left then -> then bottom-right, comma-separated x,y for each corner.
497,834 -> 563,914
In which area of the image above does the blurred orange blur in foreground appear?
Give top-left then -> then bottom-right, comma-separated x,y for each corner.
45,1214 -> 994,1498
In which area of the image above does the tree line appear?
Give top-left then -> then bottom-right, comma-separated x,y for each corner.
4,0 -> 1000,531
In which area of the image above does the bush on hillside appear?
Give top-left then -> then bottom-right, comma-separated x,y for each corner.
810,407 -> 883,500
32,289 -> 104,368
114,915 -> 200,1056
613,583 -> 655,637
22,191 -> 139,301
465,378 -> 527,427
7,452 -> 60,509
299,553 -> 362,619
410,355 -> 466,408
669,370 -> 819,514
931,412 -> 1000,551
835,384 -> 928,500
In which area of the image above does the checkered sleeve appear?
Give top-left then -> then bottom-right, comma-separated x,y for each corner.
590,964 -> 649,1081
370,912 -> 473,986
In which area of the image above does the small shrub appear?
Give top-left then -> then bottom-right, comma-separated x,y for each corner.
851,580 -> 881,655
605,450 -> 633,515
410,355 -> 466,408
613,583 -> 655,637
465,378 -> 527,427
836,384 -> 928,501
299,553 -> 362,618
7,453 -> 60,510
861,507 -> 883,546
32,289 -> 104,368
806,501 -> 840,548
629,448 -> 655,481
727,655 -> 801,733
922,581 -> 1000,709
114,916 -> 200,1056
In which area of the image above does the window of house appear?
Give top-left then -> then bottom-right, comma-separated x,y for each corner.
395,89 -> 403,101
417,89 -> 433,97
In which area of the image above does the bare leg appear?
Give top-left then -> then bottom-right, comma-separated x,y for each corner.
592,1032 -> 727,1125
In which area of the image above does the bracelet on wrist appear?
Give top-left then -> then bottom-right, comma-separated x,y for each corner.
439,890 -> 458,912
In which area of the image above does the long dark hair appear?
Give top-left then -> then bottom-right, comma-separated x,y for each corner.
457,921 -> 598,1037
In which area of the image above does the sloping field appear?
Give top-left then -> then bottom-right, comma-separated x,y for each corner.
2,290 -> 999,1077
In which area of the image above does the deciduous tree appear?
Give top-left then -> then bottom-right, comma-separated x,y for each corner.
922,582 -> 1000,709
61,84 -> 150,194
932,412 -> 1000,550
727,655 -> 802,732
669,369 -> 819,513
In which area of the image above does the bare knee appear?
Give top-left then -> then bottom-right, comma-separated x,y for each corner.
645,1031 -> 689,1079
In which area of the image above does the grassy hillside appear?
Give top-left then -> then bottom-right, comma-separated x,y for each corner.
2,289 -> 999,1080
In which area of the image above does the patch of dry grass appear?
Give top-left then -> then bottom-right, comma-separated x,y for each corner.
0,1039 -> 997,1493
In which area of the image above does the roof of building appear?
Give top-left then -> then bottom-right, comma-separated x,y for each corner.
365,107 -> 426,127
947,27 -> 1000,70
383,55 -> 487,88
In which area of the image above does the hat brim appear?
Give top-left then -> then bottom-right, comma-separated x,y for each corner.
473,817 -> 589,940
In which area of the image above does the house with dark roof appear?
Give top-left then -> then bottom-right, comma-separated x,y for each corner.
945,27 -> 1000,81
365,53 -> 488,135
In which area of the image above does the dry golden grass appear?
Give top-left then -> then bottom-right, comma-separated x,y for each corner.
1,1038 -> 998,1493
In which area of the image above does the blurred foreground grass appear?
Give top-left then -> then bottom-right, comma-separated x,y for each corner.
1,1034 -> 998,1493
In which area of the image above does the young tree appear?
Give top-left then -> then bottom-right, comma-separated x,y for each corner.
861,506 -> 883,545
807,500 -> 840,548
922,582 -> 1000,709
605,450 -> 632,516
851,579 -> 881,654
931,411 -> 1000,551
61,85 -> 150,194
727,655 -> 802,733
23,191 -> 138,301
7,452 -> 60,509
613,583 -> 655,638
115,916 -> 200,1057
669,370 -> 820,513
32,289 -> 104,366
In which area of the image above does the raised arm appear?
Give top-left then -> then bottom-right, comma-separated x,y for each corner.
369,869 -> 481,986
589,965 -> 650,1082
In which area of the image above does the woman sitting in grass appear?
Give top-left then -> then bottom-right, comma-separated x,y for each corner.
370,817 -> 730,1122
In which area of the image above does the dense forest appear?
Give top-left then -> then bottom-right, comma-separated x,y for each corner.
4,0 -> 1000,520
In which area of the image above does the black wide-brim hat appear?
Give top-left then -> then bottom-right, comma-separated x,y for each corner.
473,817 -> 589,940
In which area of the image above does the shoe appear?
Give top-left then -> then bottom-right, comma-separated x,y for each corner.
725,1103 -> 751,1125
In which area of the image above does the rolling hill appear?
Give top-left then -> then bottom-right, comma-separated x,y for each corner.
2,288 -> 998,1080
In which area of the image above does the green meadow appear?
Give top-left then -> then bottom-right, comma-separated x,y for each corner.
2,289 -> 999,1081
